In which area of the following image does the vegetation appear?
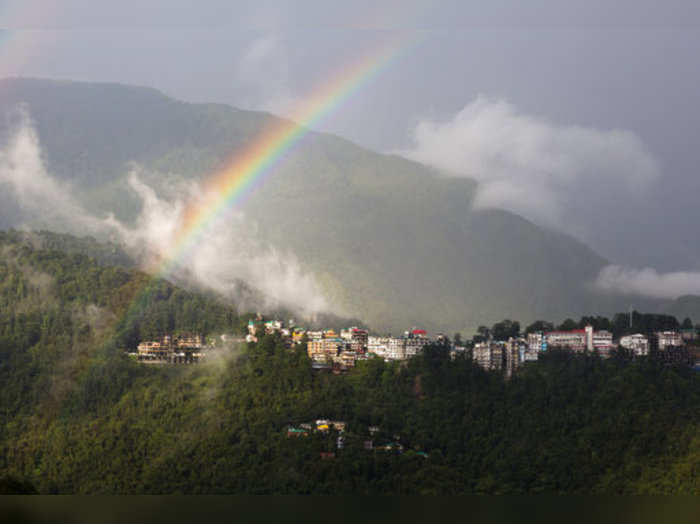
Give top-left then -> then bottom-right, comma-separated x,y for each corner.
0,232 -> 699,494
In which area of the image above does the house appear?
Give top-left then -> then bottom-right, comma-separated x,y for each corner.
657,331 -> 683,350
619,334 -> 649,356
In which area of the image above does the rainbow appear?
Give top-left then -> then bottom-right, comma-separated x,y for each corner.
108,36 -> 418,340
153,36 -> 414,278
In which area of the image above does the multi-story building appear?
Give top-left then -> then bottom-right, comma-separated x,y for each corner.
545,329 -> 588,351
306,330 -> 324,341
592,330 -> 614,355
307,337 -> 344,362
336,351 -> 357,368
340,327 -> 369,354
367,336 -> 390,358
404,329 -> 429,358
504,338 -> 522,377
136,334 -> 206,364
619,334 -> 649,356
385,337 -> 406,360
527,332 -> 545,352
473,342 -> 504,371
657,331 -> 683,350
544,326 -> 613,353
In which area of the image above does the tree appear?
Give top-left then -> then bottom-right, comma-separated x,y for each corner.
557,318 -> 578,331
473,325 -> 491,344
491,319 -> 520,341
525,320 -> 554,335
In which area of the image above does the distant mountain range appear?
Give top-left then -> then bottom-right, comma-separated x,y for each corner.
1,77 -> 697,333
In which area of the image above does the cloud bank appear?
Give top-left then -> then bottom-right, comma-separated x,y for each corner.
397,97 -> 659,236
0,109 -> 329,317
595,265 -> 700,300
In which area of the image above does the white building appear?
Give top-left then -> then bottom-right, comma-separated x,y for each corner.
657,331 -> 683,350
592,330 -> 614,354
619,334 -> 649,356
527,332 -> 545,352
473,342 -> 504,371
368,336 -> 390,358
404,329 -> 429,358
386,337 -> 405,360
544,326 -> 613,353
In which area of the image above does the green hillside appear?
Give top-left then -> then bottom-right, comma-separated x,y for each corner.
0,77 -> 685,333
1,232 -> 699,494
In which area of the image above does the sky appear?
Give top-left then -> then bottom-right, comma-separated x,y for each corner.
1,0 -> 700,274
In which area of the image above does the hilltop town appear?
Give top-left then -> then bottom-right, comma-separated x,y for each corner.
133,313 -> 700,374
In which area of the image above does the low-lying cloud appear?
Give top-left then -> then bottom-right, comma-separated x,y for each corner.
397,97 -> 659,237
596,265 -> 700,300
0,108 -> 329,317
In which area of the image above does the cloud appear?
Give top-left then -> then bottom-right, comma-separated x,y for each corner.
0,105 -> 122,236
0,109 -> 329,317
595,265 -> 700,299
396,97 -> 659,235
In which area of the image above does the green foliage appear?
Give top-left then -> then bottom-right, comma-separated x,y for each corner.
1,231 -> 700,494
491,319 -> 520,341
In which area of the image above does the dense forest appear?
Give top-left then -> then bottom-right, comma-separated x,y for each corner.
1,231 -> 699,494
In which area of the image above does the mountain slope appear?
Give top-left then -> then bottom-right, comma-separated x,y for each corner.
0,77 -> 637,332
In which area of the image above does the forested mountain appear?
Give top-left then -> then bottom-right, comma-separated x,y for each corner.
0,77 -> 659,334
0,232 -> 699,494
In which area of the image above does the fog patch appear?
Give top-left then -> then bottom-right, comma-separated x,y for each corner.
596,265 -> 700,299
396,96 -> 659,238
0,107 -> 330,318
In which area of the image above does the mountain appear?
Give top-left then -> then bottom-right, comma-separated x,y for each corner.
0,77 -> 679,333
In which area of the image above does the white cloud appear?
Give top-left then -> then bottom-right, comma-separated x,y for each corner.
396,97 -> 660,233
596,265 -> 700,299
0,109 -> 329,317
0,105 -> 121,236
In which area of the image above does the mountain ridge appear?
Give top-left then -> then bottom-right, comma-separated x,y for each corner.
0,76 -> 692,333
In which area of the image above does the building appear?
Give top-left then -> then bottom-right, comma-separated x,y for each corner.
545,329 -> 588,352
340,327 -> 369,354
136,334 -> 207,364
591,330 -> 614,355
657,331 -> 683,350
527,332 -> 547,352
385,337 -> 406,360
404,329 -> 429,358
248,319 -> 261,337
307,337 -> 344,362
504,338 -> 528,377
473,342 -> 504,371
264,319 -> 283,334
619,334 -> 649,356
544,326 -> 613,353
336,350 -> 357,368
681,328 -> 698,342
367,336 -> 390,358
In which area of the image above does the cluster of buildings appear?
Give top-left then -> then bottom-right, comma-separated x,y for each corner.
132,333 -> 210,364
134,316 -> 697,371
472,339 -> 539,377
251,314 -> 697,374
248,317 -> 445,371
526,327 -> 692,357
286,420 -> 415,458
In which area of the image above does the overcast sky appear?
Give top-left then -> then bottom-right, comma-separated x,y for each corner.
2,0 -> 700,273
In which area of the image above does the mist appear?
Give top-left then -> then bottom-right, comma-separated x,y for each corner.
0,110 -> 330,318
596,265 -> 700,300
396,97 -> 659,242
